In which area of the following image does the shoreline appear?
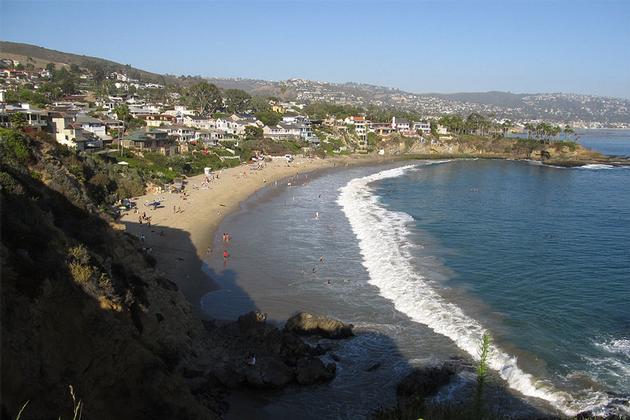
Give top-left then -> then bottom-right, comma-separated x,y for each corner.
119,150 -> 629,314
119,154 -> 398,312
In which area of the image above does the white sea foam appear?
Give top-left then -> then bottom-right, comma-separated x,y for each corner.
595,338 -> 630,360
579,164 -> 615,170
337,162 -> 611,416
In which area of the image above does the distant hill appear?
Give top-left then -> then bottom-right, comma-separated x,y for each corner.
428,91 -> 529,108
0,40 -> 203,86
2,41 -> 629,126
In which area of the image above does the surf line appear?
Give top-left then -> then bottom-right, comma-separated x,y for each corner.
337,162 -> 607,416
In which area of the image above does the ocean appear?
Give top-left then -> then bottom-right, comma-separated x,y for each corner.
201,132 -> 630,418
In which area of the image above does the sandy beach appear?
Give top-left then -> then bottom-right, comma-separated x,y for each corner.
120,155 -> 392,310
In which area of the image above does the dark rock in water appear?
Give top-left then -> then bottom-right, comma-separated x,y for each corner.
245,357 -> 294,388
397,365 -> 456,398
237,311 -> 267,328
331,353 -> 341,362
284,312 -> 354,339
295,357 -> 336,385
366,362 -> 381,372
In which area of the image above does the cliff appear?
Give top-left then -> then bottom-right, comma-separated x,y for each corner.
0,131 -> 340,419
388,134 -> 625,166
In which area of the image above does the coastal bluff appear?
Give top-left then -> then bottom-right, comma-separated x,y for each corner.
0,133 -> 352,419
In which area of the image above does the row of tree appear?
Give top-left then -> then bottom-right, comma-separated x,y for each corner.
438,113 -> 576,141
524,122 -> 575,141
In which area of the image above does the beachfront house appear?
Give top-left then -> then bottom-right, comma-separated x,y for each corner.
122,128 -> 176,155
392,117 -> 411,132
412,121 -> 431,135
166,125 -> 195,142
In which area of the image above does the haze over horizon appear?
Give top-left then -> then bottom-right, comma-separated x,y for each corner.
1,0 -> 629,99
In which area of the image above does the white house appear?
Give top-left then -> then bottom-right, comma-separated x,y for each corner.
74,115 -> 110,140
412,121 -> 431,134
392,117 -> 410,132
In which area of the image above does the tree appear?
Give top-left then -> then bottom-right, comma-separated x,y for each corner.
114,104 -> 132,124
223,89 -> 251,114
244,125 -> 263,139
70,63 -> 81,73
9,113 -> 28,131
255,111 -> 282,126
186,82 -> 222,116
500,120 -> 513,137
46,62 -> 56,72
250,96 -> 272,113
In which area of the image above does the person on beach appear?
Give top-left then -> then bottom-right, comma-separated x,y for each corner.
320,256 -> 324,263
140,234 -> 145,242
173,205 -> 176,213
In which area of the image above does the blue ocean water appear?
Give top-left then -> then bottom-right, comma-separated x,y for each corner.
373,160 -> 630,409
202,134 -> 630,417
576,129 -> 630,157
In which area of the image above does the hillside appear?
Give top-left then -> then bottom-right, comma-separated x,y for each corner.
0,129 -> 344,419
2,41 -> 629,126
0,40 -> 203,86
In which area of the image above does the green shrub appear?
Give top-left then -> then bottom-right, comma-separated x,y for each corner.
0,128 -> 31,165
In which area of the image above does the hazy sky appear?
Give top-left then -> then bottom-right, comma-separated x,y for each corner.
2,0 -> 629,98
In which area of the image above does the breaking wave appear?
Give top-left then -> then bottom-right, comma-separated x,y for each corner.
337,163 -> 613,416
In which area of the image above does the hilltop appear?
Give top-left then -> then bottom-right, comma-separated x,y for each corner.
0,40 -> 204,87
2,41 -> 629,127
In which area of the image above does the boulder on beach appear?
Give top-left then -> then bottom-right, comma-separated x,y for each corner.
396,365 -> 457,398
237,311 -> 267,328
284,312 -> 354,339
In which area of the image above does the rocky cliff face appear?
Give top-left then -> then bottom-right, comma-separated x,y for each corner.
1,132 -> 218,419
0,132 -> 345,419
388,134 -> 608,164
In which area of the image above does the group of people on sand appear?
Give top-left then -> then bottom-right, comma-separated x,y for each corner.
222,233 -> 232,263
138,212 -> 151,226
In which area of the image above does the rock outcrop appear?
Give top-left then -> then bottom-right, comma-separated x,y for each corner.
284,312 -> 354,339
205,311 -> 338,389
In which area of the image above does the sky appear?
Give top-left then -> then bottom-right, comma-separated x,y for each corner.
1,0 -> 629,98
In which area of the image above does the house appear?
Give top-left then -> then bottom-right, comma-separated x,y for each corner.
166,125 -> 195,142
0,104 -> 49,132
194,129 -> 221,147
49,112 -> 103,150
370,122 -> 394,135
100,117 -> 125,134
392,117 -> 410,132
143,114 -> 177,127
122,128 -> 175,155
263,121 -> 316,143
412,121 -> 431,134
183,115 -> 216,130
344,116 -> 366,125
128,106 -> 159,118
74,115 -> 111,142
